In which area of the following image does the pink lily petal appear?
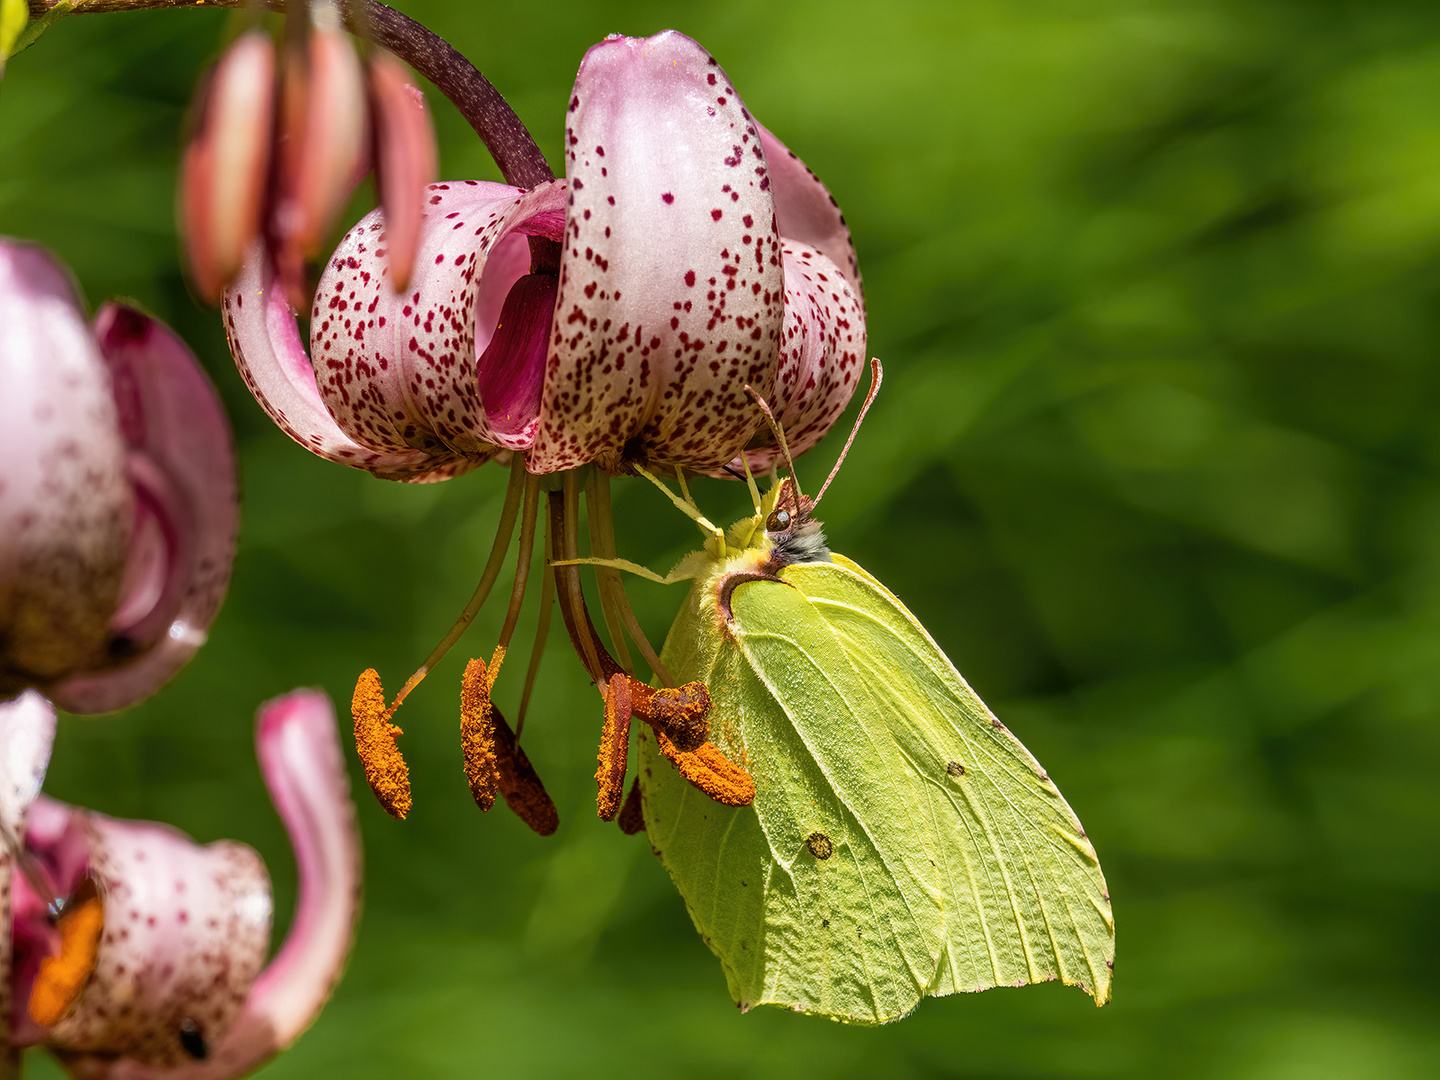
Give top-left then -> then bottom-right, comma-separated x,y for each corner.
0,241 -> 132,699
732,238 -> 866,476
311,178 -> 566,456
48,306 -> 238,714
528,30 -> 787,474
13,691 -> 359,1078
31,806 -> 271,1069
755,122 -> 863,300
223,247 -> 476,482
180,31 -> 276,304
367,50 -> 437,295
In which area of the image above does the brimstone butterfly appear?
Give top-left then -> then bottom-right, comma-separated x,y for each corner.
633,465 -> 1114,1024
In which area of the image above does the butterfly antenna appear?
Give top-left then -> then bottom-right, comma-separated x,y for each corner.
743,384 -> 802,502
814,358 -> 883,509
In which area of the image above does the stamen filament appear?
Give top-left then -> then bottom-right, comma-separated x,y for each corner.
497,471 -> 542,651
515,533 -> 555,738
555,478 -> 604,682
585,471 -> 634,675
388,453 -> 526,714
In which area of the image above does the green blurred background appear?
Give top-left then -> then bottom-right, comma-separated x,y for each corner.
6,0 -> 1440,1076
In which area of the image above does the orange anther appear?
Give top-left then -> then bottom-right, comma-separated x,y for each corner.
460,656 -> 500,811
595,672 -> 632,821
631,680 -> 710,752
491,705 -> 559,836
352,668 -> 412,820
655,733 -> 756,807
28,878 -> 104,1028
617,778 -> 646,836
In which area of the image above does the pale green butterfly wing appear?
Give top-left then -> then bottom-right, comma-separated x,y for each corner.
795,555 -> 1113,1003
641,549 -> 1114,1023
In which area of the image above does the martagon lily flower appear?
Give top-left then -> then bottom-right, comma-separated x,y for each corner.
0,688 -> 360,1078
220,27 -> 866,830
0,240 -> 238,714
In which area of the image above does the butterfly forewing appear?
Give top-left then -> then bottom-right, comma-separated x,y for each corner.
791,555 -> 1114,1004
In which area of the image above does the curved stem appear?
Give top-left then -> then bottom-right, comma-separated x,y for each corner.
26,0 -> 554,188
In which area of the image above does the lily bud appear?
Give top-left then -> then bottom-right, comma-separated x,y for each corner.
0,241 -> 238,713
273,1 -> 369,310
180,31 -> 276,304
367,49 -> 437,295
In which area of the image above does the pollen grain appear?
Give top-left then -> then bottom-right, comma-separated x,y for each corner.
596,672 -> 633,821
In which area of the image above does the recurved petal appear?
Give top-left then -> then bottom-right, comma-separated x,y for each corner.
732,239 -> 867,475
48,306 -> 238,714
0,241 -> 132,699
311,178 -> 566,457
530,31 -> 786,474
755,122 -> 862,300
223,246 -> 474,482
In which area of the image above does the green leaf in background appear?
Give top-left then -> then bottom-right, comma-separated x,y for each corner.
640,480 -> 1113,1023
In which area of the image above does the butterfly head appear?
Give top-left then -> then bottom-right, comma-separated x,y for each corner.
763,477 -> 831,567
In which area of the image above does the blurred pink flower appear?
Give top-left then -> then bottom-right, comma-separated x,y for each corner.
0,240 -> 238,714
1,689 -> 360,1078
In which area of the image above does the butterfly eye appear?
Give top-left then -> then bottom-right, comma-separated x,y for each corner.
767,508 -> 792,532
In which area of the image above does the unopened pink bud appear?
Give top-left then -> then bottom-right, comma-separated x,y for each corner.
180,31 -> 275,304
273,3 -> 368,309
368,50 -> 437,294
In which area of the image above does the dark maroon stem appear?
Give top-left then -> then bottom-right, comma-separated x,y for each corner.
26,0 -> 555,189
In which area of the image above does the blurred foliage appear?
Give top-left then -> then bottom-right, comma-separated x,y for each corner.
5,0 -> 1440,1076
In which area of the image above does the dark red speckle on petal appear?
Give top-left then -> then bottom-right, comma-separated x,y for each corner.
662,193 -> 675,205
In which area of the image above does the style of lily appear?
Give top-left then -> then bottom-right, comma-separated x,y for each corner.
220,22 -> 868,831
0,688 -> 360,1078
0,240 -> 237,715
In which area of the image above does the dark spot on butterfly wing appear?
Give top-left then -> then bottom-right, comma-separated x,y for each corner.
805,832 -> 833,859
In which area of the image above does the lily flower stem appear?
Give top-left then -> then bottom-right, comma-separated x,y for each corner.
514,525 -> 554,738
25,0 -> 554,189
388,452 -> 526,712
584,470 -> 635,676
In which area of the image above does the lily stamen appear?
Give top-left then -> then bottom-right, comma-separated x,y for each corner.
27,877 -> 104,1029
351,668 -> 411,820
460,653 -> 502,811
617,779 -> 646,836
